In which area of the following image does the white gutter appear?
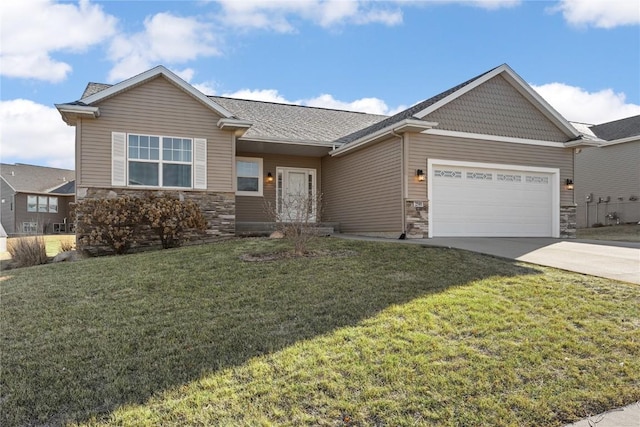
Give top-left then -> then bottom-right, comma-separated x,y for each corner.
330,119 -> 438,157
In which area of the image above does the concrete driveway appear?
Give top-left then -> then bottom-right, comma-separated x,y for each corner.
420,237 -> 640,284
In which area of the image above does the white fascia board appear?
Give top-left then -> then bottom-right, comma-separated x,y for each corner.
597,135 -> 640,147
55,104 -> 100,116
81,65 -> 234,118
55,104 -> 100,126
414,64 -> 580,139
239,135 -> 335,147
425,128 -> 568,148
217,118 -> 253,136
330,119 -> 437,157
564,138 -> 603,148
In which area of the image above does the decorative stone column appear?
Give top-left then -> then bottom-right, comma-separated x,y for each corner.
406,199 -> 429,238
560,204 -> 577,238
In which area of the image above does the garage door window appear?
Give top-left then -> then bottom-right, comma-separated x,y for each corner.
434,169 -> 462,178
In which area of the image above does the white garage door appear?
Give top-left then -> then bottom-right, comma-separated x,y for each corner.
430,163 -> 556,237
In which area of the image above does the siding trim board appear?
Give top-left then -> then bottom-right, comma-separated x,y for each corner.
425,129 -> 569,148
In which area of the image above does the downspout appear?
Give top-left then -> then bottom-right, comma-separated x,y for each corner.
391,129 -> 406,239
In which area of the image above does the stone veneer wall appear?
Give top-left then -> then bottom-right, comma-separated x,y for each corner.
560,205 -> 577,238
405,200 -> 429,238
76,187 -> 235,254
406,200 -> 576,239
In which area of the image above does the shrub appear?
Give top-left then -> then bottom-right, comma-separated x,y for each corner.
8,236 -> 48,267
265,193 -> 323,256
74,196 -> 144,255
60,238 -> 75,252
141,195 -> 207,249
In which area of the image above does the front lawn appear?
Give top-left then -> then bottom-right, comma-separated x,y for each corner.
576,224 -> 640,242
1,238 -> 638,426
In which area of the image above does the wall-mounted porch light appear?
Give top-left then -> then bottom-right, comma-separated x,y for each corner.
266,172 -> 274,183
565,179 -> 574,190
416,169 -> 425,182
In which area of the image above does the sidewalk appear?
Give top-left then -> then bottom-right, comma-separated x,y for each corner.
565,402 -> 640,427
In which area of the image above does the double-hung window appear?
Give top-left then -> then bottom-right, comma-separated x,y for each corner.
127,134 -> 193,188
236,157 -> 263,196
27,196 -> 37,212
27,195 -> 58,213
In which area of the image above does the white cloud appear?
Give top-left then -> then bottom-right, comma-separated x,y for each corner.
222,88 -> 293,103
551,0 -> 640,28
214,0 -> 403,32
107,12 -> 220,82
0,100 -> 75,169
0,0 -> 117,82
532,83 -> 640,124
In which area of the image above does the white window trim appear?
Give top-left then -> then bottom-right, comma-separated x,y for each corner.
236,157 -> 263,197
112,132 -> 206,190
27,195 -> 37,212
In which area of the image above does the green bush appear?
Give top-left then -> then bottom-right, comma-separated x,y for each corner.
8,236 -> 48,267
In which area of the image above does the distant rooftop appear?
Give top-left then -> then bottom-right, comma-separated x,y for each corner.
1,163 -> 75,194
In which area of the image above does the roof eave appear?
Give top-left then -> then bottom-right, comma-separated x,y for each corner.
330,119 -> 438,157
55,104 -> 100,126
217,118 -> 253,136
596,135 -> 640,147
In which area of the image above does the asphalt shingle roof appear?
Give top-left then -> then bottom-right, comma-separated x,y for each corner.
75,66 -> 498,146
335,66 -> 499,145
210,96 -> 387,143
1,163 -> 75,193
590,115 -> 640,141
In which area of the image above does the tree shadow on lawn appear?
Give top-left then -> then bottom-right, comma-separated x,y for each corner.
1,238 -> 542,426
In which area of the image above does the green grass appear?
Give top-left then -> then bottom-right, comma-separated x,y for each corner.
1,238 -> 638,426
576,224 -> 640,242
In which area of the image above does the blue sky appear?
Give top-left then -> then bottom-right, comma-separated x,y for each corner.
1,0 -> 639,169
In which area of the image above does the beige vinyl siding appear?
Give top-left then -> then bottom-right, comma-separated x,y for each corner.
236,152 -> 321,222
77,76 -> 234,192
575,141 -> 640,227
322,137 -> 402,233
406,133 -> 574,206
424,75 -> 568,142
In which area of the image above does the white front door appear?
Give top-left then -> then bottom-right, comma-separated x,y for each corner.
277,167 -> 317,222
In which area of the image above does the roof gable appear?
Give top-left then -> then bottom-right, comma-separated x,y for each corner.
423,74 -> 570,142
80,66 -> 233,119
413,64 -> 579,140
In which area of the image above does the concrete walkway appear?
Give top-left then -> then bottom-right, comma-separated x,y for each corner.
421,237 -> 640,284
336,234 -> 640,425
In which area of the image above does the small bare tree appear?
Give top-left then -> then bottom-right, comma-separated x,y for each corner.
265,192 -> 324,256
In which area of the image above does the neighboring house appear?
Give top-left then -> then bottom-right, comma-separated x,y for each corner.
55,64 -> 594,251
574,115 -> 640,228
0,163 -> 75,235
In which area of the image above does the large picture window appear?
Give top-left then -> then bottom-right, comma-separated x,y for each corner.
236,157 -> 263,196
127,134 -> 192,187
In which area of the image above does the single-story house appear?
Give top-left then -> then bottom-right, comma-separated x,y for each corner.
55,64 -> 596,250
0,163 -> 75,235
573,115 -> 640,228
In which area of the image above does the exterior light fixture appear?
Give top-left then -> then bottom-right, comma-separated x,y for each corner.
416,169 -> 425,182
266,172 -> 274,183
565,179 -> 574,190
